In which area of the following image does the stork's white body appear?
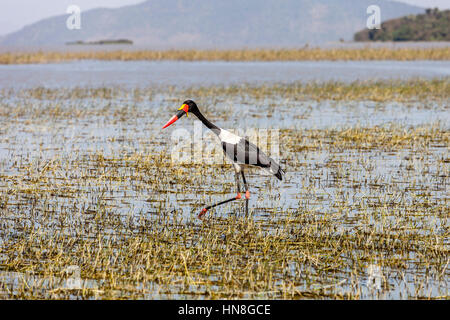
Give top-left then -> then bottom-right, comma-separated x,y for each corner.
215,127 -> 284,181
218,129 -> 242,145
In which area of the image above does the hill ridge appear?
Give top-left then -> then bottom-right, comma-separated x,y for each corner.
1,0 -> 424,48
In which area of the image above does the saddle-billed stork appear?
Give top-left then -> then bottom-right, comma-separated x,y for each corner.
163,100 -> 284,218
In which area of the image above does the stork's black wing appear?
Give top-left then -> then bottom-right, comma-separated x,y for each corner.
222,138 -> 284,180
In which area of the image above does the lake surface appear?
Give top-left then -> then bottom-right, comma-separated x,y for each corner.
1,60 -> 449,89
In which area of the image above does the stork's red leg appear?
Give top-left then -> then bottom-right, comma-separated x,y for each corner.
198,172 -> 242,219
198,193 -> 242,218
241,171 -> 249,215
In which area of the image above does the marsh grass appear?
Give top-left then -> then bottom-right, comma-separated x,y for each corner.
0,80 -> 448,299
0,47 -> 449,64
1,79 -> 448,109
182,79 -> 449,103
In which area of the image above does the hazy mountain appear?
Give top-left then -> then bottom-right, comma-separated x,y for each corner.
1,0 -> 424,48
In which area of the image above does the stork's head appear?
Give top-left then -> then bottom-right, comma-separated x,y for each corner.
162,100 -> 198,129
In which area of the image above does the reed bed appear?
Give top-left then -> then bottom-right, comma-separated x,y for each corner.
0,47 -> 449,64
1,79 -> 448,108
182,79 -> 450,103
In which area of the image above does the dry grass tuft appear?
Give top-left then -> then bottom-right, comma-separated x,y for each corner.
0,47 -> 449,64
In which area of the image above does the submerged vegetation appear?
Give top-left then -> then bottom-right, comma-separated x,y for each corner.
0,47 -> 449,64
0,78 -> 448,299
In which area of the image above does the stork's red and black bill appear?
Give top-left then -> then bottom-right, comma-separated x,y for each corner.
162,114 -> 179,129
162,103 -> 189,129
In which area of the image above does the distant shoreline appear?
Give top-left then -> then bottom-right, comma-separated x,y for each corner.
0,47 -> 448,64
355,9 -> 450,42
66,39 -> 133,45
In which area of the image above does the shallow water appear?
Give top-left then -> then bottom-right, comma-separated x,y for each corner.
0,61 -> 448,299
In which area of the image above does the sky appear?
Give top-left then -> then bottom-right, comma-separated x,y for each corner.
0,0 -> 145,36
0,0 -> 449,36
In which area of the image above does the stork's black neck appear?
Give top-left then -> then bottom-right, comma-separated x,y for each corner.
192,109 -> 220,134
